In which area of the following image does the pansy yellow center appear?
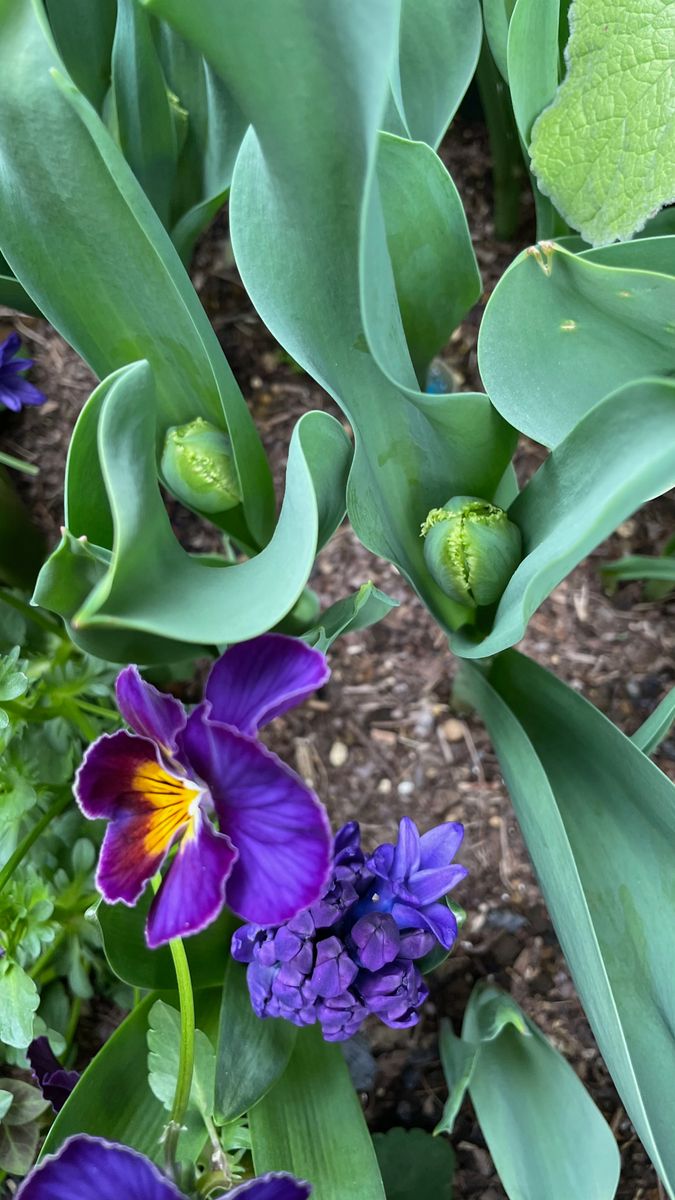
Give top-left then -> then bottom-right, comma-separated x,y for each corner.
131,760 -> 202,857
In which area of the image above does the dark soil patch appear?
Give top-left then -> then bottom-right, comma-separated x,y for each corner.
2,115 -> 674,1200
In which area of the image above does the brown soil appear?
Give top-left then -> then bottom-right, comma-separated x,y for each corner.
2,116 -> 674,1200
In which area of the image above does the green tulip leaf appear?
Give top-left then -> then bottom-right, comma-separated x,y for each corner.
437,983 -> 620,1200
393,0 -> 482,147
451,377 -> 675,659
478,238 -> 675,447
530,0 -> 675,245
631,687 -> 675,756
457,651 -> 675,1189
482,0 -> 517,81
143,0 -> 516,642
112,0 -> 178,226
507,0 -> 560,145
34,362 -> 351,659
249,1024 -> 386,1199
304,582 -> 399,653
44,0 -> 116,109
373,1128 -> 455,1200
215,959 -> 297,1124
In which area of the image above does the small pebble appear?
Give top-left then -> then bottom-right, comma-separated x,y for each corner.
329,740 -> 349,767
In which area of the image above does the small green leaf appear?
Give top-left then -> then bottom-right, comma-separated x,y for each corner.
435,1023 -> 478,1135
373,1128 -> 455,1200
530,0 -> 675,244
0,960 -> 39,1049
0,1079 -> 49,1126
0,1115 -> 40,1176
304,583 -> 398,653
147,998 -> 216,1120
215,959 -> 296,1124
0,646 -> 28,702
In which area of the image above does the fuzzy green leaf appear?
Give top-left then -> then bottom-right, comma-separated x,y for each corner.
530,0 -> 675,244
0,960 -> 39,1049
147,999 -> 215,1120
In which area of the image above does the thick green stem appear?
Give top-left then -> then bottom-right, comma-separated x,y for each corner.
475,40 -> 525,241
0,788 -> 71,896
152,872 -> 195,1180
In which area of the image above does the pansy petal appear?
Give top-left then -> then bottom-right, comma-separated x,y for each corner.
418,822 -> 465,869
204,634 -> 329,734
392,900 -> 459,950
407,863 -> 469,905
15,1135 -> 183,1200
115,665 -> 186,753
76,731 -> 200,904
146,811 -> 237,947
183,716 -> 331,925
392,817 -> 421,879
231,1174 -> 312,1199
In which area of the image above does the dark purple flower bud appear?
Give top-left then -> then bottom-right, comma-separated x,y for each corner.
359,961 -> 429,1028
308,936 -> 358,999
27,1037 -> 79,1113
317,992 -> 367,1042
399,928 -> 436,960
351,913 -> 400,971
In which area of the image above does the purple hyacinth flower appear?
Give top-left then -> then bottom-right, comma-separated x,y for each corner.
75,635 -> 332,948
27,1037 -> 79,1112
366,816 -> 467,949
358,960 -> 429,1028
15,1135 -> 312,1199
0,332 -> 45,412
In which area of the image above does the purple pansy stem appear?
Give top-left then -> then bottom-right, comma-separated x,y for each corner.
204,634 -> 329,735
15,1136 -> 311,1199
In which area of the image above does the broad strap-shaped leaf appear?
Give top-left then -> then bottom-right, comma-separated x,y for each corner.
215,959 -> 297,1123
249,1024 -> 386,1200
530,0 -> 675,245
0,0 -> 272,549
97,890 -> 238,991
144,0 -> 516,640
601,555 -> 675,586
34,362 -> 351,659
631,687 -> 675,756
393,0 -> 482,147
111,0 -> 178,226
457,651 -> 675,1191
507,0 -> 560,145
437,983 -> 619,1200
0,469 -> 44,591
482,0 -> 517,81
44,0 -> 116,109
478,237 -> 675,447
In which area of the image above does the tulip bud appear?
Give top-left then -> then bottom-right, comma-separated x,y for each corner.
161,418 -> 241,514
421,496 -> 521,607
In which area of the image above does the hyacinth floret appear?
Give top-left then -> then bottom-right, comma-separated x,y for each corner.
232,816 -> 467,1041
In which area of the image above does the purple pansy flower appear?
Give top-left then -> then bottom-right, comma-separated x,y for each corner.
233,817 -> 467,1041
75,635 -> 332,948
27,1037 -> 79,1112
15,1135 -> 311,1199
0,332 -> 45,411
